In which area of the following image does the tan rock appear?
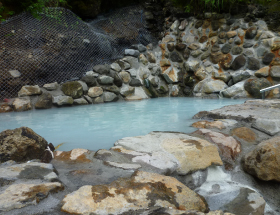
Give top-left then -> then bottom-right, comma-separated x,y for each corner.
243,136 -> 280,181
231,127 -> 257,142
192,120 -> 225,130
18,85 -> 42,97
255,66 -> 269,77
12,97 -> 32,112
88,87 -> 103,98
226,31 -> 237,38
115,132 -> 223,175
192,129 -> 241,169
119,71 -> 131,84
0,103 -> 13,113
54,148 -> 91,163
0,182 -> 63,212
162,67 -> 179,83
139,54 -> 148,65
162,35 -> 175,43
61,171 -> 208,214
160,59 -> 171,72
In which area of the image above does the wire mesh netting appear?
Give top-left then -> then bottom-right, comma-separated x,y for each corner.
0,5 -> 156,100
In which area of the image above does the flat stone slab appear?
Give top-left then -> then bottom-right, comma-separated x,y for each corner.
114,132 -> 223,175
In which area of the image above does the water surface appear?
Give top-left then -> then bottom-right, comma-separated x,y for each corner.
0,98 -> 247,151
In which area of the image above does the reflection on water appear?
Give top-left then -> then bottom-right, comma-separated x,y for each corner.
0,97 -> 247,151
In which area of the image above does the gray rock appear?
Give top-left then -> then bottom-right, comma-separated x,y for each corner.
119,71 -> 131,84
113,73 -> 123,87
78,80 -> 88,94
270,66 -> 280,78
43,82 -> 59,91
102,85 -> 120,95
123,56 -> 139,69
200,51 -> 210,61
8,70 -> 21,78
221,44 -> 232,54
73,98 -> 88,105
97,75 -> 114,85
257,47 -> 268,58
137,44 -> 147,52
245,26 -> 258,39
129,78 -> 142,87
184,60 -> 200,72
263,53 -> 275,65
103,92 -> 118,102
247,57 -> 260,70
232,70 -> 253,83
125,49 -> 140,57
52,95 -> 73,106
234,37 -> 242,45
93,96 -> 104,104
35,93 -> 53,109
244,78 -> 271,98
170,51 -> 183,62
117,60 -> 130,70
110,63 -> 121,72
191,50 -> 203,58
88,87 -> 103,98
231,55 -> 246,70
252,119 -> 280,136
243,50 -> 254,57
81,71 -> 98,87
120,85 -> 135,97
221,80 -> 249,98
243,42 -> 254,48
211,44 -> 220,52
83,95 -> 93,104
231,46 -> 243,55
93,64 -> 110,75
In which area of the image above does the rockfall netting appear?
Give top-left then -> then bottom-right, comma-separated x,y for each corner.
0,5 -> 156,99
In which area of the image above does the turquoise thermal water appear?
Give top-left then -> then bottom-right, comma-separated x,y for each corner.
0,98 -> 247,151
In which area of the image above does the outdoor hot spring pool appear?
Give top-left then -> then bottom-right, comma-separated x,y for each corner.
0,98 -> 247,151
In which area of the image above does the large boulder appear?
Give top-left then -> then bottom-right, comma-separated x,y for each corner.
220,81 -> 250,98
243,136 -> 280,181
0,127 -> 48,163
194,79 -> 228,94
115,132 -> 223,175
61,81 -> 83,99
244,78 -> 271,98
61,171 -> 209,214
12,98 -> 32,112
18,85 -> 42,97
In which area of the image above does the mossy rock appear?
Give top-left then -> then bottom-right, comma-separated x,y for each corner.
61,81 -> 83,99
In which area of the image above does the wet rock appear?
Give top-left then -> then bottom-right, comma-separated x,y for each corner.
12,97 -> 32,112
129,78 -> 142,87
231,55 -> 246,70
231,127 -> 257,142
255,66 -> 269,77
61,81 -> 83,99
18,85 -> 42,97
52,95 -> 73,106
243,136 -> 280,181
0,127 -> 48,163
0,182 -> 63,212
35,93 -> 53,109
244,78 -> 271,98
247,57 -> 260,70
43,82 -> 59,91
61,171 -> 208,214
103,92 -> 118,102
125,87 -> 150,101
93,64 -> 110,75
115,132 -> 223,175
263,53 -> 275,65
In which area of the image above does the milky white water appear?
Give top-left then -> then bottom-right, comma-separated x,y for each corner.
0,97 -> 247,151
